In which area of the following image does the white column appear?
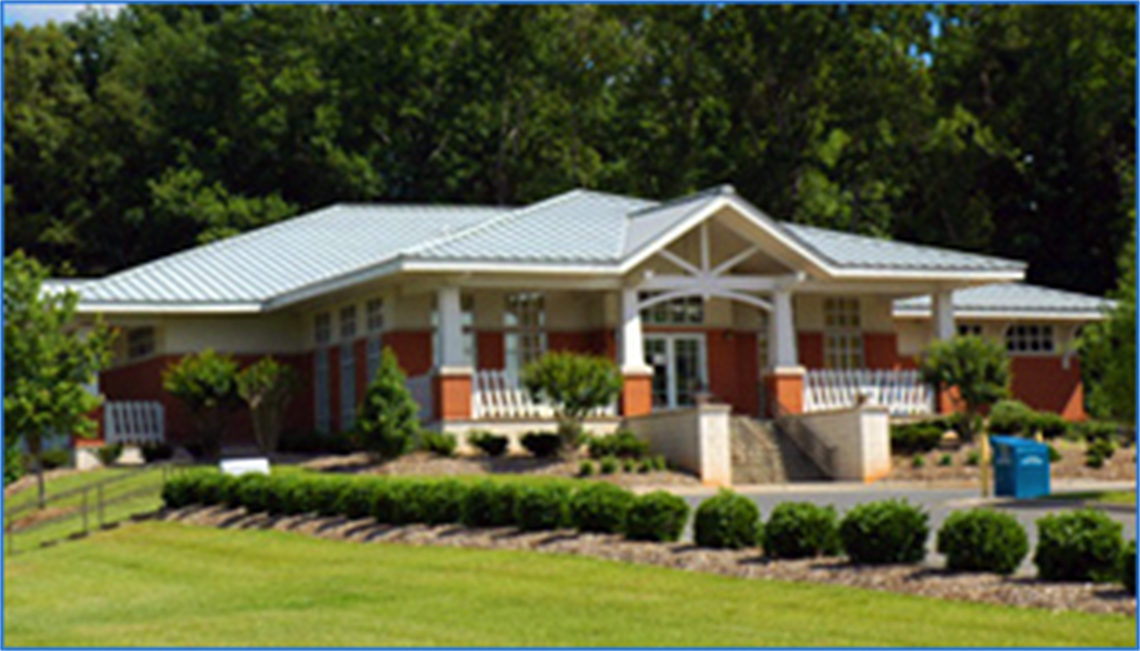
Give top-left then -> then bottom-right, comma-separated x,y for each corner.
620,288 -> 650,373
933,290 -> 955,341
437,286 -> 466,368
772,289 -> 798,368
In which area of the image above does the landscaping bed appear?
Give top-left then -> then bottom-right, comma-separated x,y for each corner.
159,504 -> 1135,617
889,439 -> 1137,483
301,451 -> 702,487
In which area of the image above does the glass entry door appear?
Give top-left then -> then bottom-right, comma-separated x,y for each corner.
644,334 -> 707,410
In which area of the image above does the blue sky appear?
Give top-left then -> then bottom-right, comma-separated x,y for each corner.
3,3 -> 123,27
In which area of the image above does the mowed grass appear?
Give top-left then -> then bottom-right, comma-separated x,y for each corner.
1050,490 -> 1137,505
5,522 -> 1135,647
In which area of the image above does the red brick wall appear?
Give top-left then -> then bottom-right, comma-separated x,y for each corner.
797,332 -> 824,369
384,330 -> 433,376
1011,356 -> 1087,420
477,332 -> 505,369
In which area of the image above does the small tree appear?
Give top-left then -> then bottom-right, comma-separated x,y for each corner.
522,351 -> 623,452
236,357 -> 299,456
162,349 -> 240,460
355,347 -> 420,459
4,252 -> 114,507
920,335 -> 1010,442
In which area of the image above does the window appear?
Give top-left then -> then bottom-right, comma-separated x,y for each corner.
339,305 -> 357,341
432,294 -> 476,366
505,293 -> 547,375
314,313 -> 331,345
366,337 -> 382,383
315,352 -> 330,434
340,344 -> 356,429
1006,324 -> 1055,354
823,297 -> 863,370
958,324 -> 983,337
366,298 -> 384,333
126,327 -> 155,360
756,312 -> 770,372
639,292 -> 703,325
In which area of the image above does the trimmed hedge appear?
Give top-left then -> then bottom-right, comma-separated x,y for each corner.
763,502 -> 842,559
1034,509 -> 1123,582
461,481 -> 519,528
1123,541 -> 1136,595
625,491 -> 690,542
694,490 -> 761,550
936,509 -> 1029,575
468,431 -> 509,457
839,499 -> 929,565
570,482 -> 635,534
514,484 -> 572,531
520,432 -> 561,458
987,400 -> 1036,436
889,423 -> 943,455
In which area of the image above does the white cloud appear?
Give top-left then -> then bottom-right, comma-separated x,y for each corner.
4,3 -> 123,27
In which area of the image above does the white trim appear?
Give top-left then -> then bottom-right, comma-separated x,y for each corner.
77,302 -> 263,315
893,309 -> 1108,321
638,288 -> 772,313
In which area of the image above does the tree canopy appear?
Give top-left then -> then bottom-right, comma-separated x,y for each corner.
4,5 -> 1135,297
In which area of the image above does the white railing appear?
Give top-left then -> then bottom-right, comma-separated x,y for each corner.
803,369 -> 934,417
472,369 -> 617,420
406,373 -> 434,422
104,401 -> 165,445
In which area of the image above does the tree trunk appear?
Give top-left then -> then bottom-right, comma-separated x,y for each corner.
28,435 -> 44,509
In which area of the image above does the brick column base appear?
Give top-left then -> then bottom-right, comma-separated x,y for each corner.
621,370 -> 653,418
433,367 -> 473,421
763,366 -> 805,418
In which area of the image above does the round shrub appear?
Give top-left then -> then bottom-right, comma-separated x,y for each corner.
420,431 -> 457,457
570,482 -> 635,534
586,429 -> 649,460
763,502 -> 842,559
625,491 -> 690,542
1046,444 -> 1062,463
461,481 -> 519,528
162,469 -> 215,508
911,455 -> 926,469
1122,541 -> 1136,595
694,490 -> 761,550
232,473 -> 273,513
1034,509 -> 1123,582
419,480 -> 469,525
599,456 -> 618,475
839,499 -> 929,565
520,432 -> 561,458
468,431 -> 509,457
336,479 -> 384,520
890,423 -> 943,455
578,460 -> 595,477
192,472 -> 238,507
1035,412 -> 1071,440
515,484 -> 572,531
936,509 -> 1029,575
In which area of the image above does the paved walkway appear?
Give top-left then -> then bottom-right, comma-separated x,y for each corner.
665,480 -> 1136,573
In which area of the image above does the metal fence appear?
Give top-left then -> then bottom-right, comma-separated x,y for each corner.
4,464 -> 182,555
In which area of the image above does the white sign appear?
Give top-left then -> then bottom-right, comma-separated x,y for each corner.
220,458 -> 271,477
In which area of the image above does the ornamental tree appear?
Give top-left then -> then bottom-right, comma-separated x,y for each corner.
920,335 -> 1010,442
236,357 -> 299,455
162,349 -> 241,460
4,251 -> 114,507
522,351 -> 623,452
354,347 -> 420,460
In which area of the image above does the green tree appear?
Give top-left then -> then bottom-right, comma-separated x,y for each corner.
3,251 -> 113,506
1080,225 -> 1136,423
236,357 -> 299,456
919,335 -> 1011,442
355,347 -> 420,460
162,349 -> 240,460
522,352 -> 623,452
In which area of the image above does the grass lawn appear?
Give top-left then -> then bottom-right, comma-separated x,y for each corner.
4,522 -> 1135,647
1049,490 -> 1137,505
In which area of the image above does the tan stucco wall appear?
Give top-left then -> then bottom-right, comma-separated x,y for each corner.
163,315 -> 304,354
790,406 -> 892,483
795,294 -> 896,333
624,405 -> 732,487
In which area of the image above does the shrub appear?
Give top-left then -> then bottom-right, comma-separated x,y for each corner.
1122,541 -> 1136,595
636,459 -> 652,474
520,432 -> 561,458
911,455 -> 926,469
514,485 -> 572,531
1078,420 -> 1119,443
96,443 -> 123,467
988,400 -> 1036,436
420,431 -> 457,457
625,491 -> 690,542
890,423 -> 944,455
920,336 -> 1010,442
468,431 -> 508,457
236,357 -> 298,455
141,442 -> 175,463
840,500 -> 929,565
599,456 -> 618,475
233,473 -> 273,513
355,347 -> 420,460
586,429 -> 649,460
938,453 -> 953,467
39,448 -> 71,470
1085,452 -> 1106,469
936,509 -> 1029,575
1035,412 -> 1071,440
1047,444 -> 1062,463
375,481 -> 419,524
419,480 -> 468,525
694,490 -> 762,550
522,352 -> 623,453
309,477 -> 348,517
162,469 -> 216,508
570,482 -> 635,534
650,455 -> 668,471
5,442 -> 23,485
763,502 -> 842,559
1034,509 -> 1123,582
965,450 -> 981,466
461,481 -> 519,528
622,458 -> 635,473
336,480 -> 385,520
578,460 -> 595,477
162,350 -> 241,460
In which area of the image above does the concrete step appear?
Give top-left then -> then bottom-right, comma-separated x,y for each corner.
731,417 -> 827,484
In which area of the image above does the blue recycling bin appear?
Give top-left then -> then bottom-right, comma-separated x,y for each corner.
990,435 -> 1051,499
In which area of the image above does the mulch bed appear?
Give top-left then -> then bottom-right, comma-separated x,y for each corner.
300,451 -> 702,488
889,439 -> 1137,483
159,505 -> 1135,617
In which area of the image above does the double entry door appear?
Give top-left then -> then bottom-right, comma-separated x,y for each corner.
644,333 -> 707,410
